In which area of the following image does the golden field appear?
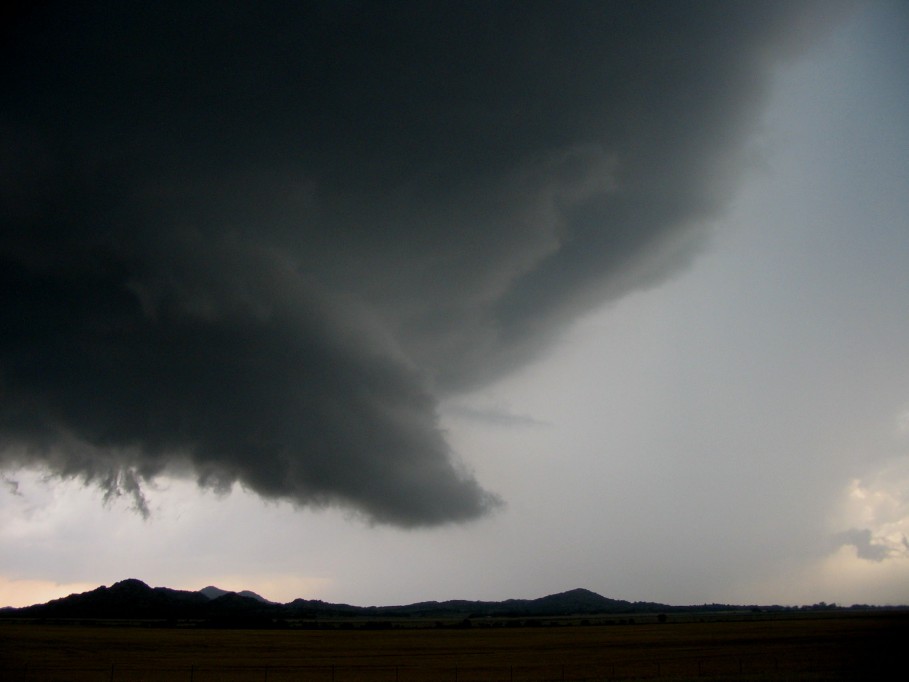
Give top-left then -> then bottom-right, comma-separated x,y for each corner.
1,612 -> 905,681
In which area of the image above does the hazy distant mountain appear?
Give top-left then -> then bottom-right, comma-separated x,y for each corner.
199,585 -> 272,603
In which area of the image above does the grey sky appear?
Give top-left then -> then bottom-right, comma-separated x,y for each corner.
2,1 -> 908,608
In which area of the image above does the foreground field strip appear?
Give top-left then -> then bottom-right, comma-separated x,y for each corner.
1,614 -> 905,681
0,658 -> 884,682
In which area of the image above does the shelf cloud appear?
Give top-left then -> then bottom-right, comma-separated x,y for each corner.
0,1 -> 851,525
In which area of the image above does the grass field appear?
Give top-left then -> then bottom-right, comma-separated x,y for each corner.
2,611 -> 905,681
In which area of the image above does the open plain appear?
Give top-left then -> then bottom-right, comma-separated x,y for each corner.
1,611 -> 905,681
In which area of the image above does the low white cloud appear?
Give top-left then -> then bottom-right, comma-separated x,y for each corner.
831,454 -> 909,564
832,527 -> 893,562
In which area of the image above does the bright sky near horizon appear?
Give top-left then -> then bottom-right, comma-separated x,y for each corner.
2,1 -> 908,609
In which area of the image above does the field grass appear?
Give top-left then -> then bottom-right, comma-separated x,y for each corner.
2,611 -> 905,681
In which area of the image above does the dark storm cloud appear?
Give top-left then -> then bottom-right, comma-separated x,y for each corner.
1,1 -> 850,525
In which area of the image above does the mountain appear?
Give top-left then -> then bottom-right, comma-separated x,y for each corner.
2,579 -> 661,622
8,579 -> 875,626
363,588 -> 640,618
12,578 -> 209,619
517,588 -> 637,614
7,579 -> 279,622
200,586 -> 272,603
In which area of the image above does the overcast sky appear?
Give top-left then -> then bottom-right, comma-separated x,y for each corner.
2,1 -> 908,609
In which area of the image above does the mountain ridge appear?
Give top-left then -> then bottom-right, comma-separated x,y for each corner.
2,579 -> 900,624
2,580 -> 656,619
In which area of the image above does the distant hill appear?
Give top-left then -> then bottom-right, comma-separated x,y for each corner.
10,578 -> 209,619
3,580 -> 661,622
2,579 -> 901,626
199,585 -> 272,604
